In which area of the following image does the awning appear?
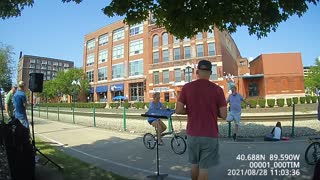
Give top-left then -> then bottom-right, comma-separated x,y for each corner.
241,74 -> 264,79
110,83 -> 124,91
96,85 -> 108,93
89,87 -> 94,94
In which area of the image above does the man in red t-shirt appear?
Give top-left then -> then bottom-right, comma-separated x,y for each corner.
176,60 -> 227,180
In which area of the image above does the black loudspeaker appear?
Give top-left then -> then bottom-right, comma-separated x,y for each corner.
29,73 -> 44,92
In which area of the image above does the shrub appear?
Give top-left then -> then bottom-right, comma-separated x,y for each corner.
276,98 -> 285,107
292,97 -> 298,104
258,99 -> 266,108
133,102 -> 145,109
305,96 -> 311,104
248,99 -> 257,108
267,99 -> 275,108
241,101 -> 247,109
299,97 -> 306,104
286,98 -> 292,107
122,102 -> 131,109
109,102 -> 120,109
311,96 -> 318,103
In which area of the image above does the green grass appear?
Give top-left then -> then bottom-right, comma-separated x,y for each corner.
36,138 -> 128,180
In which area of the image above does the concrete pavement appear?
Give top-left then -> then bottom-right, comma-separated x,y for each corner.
33,117 -> 317,180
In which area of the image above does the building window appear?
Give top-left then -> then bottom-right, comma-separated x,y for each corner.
112,44 -> 124,60
196,32 -> 203,39
99,34 -> 108,46
162,33 -> 168,45
112,63 -> 125,79
129,39 -> 143,56
86,53 -> 94,66
153,51 -> 159,63
210,64 -> 218,80
87,39 -> 95,50
98,49 -> 108,63
197,44 -> 204,57
98,67 -> 107,81
129,59 -> 143,76
162,49 -> 169,62
208,43 -> 216,56
249,82 -> 259,97
113,27 -> 124,42
130,83 -> 144,101
173,36 -> 179,44
86,70 -> 94,82
174,69 -> 181,82
184,46 -> 191,59
163,70 -> 169,84
207,30 -> 214,38
153,35 -> 159,48
174,48 -> 180,60
153,71 -> 159,84
130,23 -> 143,36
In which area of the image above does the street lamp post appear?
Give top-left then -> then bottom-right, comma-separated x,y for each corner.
71,80 -> 81,110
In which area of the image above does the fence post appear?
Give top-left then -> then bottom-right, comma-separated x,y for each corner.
123,107 -> 126,131
46,105 -> 48,119
38,106 -> 40,117
93,107 -> 96,127
57,106 -> 60,121
291,103 -> 295,137
168,118 -> 172,133
228,122 -> 231,138
72,106 -> 75,124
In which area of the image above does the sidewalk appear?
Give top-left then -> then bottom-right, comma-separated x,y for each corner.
33,117 -> 317,180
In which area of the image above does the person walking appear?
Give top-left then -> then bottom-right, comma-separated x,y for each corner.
226,86 -> 250,141
5,84 -> 17,121
176,60 -> 227,180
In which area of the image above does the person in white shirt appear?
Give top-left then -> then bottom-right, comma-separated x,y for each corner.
264,122 -> 282,141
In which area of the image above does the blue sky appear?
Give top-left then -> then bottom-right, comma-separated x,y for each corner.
0,1 -> 319,72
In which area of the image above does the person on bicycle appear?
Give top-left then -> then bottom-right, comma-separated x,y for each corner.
176,60 -> 227,180
147,92 -> 167,145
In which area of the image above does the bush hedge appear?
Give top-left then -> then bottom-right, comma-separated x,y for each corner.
276,98 -> 285,107
286,98 -> 292,107
40,103 -> 106,108
248,99 -> 257,108
292,97 -> 298,104
299,97 -> 306,104
258,99 -> 266,108
267,99 -> 275,108
311,96 -> 318,103
306,96 -> 311,104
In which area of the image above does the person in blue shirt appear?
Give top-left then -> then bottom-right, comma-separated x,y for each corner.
13,81 -> 29,129
148,92 -> 167,145
226,86 -> 250,141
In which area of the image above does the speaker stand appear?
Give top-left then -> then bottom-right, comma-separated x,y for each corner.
30,91 -> 63,170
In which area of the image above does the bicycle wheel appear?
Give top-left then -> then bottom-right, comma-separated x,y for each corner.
143,133 -> 156,149
171,135 -> 187,155
305,142 -> 320,165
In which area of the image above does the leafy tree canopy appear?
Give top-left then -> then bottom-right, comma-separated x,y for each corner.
1,0 -> 319,38
304,57 -> 320,93
0,43 -> 15,91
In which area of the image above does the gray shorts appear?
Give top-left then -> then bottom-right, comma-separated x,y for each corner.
187,136 -> 220,169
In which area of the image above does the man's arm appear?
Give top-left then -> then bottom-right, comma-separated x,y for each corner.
175,101 -> 186,115
218,106 -> 228,119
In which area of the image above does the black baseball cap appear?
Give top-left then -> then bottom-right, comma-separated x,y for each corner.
197,60 -> 212,71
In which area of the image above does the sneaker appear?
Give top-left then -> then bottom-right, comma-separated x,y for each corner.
158,141 -> 165,146
233,134 -> 237,141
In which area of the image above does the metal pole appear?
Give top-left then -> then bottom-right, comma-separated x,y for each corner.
46,105 -> 48,119
57,105 -> 60,121
168,118 -> 172,133
38,105 -> 40,117
93,107 -> 96,127
123,107 -> 126,131
228,122 -> 231,138
291,103 -> 295,137
72,105 -> 75,124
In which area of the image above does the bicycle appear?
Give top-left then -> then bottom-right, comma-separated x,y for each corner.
305,137 -> 320,165
142,109 -> 187,155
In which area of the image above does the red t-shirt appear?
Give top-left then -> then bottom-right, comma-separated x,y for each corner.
178,79 -> 227,138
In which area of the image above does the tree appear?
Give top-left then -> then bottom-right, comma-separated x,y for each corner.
41,80 -> 58,101
1,0 -> 319,38
54,68 -> 90,97
0,43 -> 15,91
304,57 -> 320,93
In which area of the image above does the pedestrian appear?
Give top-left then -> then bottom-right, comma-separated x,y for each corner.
264,122 -> 282,141
13,81 -> 29,129
5,84 -> 17,121
147,92 -> 167,145
226,86 -> 250,141
176,60 -> 227,180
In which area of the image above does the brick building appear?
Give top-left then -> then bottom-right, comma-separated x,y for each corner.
17,55 -> 74,93
83,18 -> 305,103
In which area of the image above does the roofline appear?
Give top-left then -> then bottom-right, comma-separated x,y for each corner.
21,55 -> 74,63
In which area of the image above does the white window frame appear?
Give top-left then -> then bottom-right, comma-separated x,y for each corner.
98,67 -> 107,81
86,70 -> 94,82
162,70 -> 170,84
130,23 -> 143,36
129,39 -> 143,56
87,39 -> 95,50
86,53 -> 95,66
99,34 -> 108,46
113,28 -> 124,42
98,49 -> 108,63
129,59 -> 143,76
112,63 -> 125,79
208,43 -> 216,56
112,44 -> 124,60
